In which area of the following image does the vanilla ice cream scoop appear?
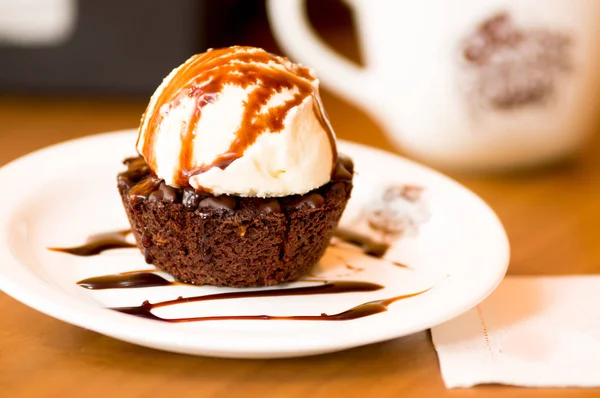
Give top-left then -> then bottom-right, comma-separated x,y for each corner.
136,46 -> 337,197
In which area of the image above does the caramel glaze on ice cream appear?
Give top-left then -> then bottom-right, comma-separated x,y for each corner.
138,46 -> 337,188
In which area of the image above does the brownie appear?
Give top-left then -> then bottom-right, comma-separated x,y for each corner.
117,156 -> 354,287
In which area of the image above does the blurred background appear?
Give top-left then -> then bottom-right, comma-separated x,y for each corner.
0,0 -> 392,154
1,0 -> 600,274
0,1 -> 357,94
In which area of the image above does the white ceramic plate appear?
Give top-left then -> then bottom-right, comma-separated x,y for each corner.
0,130 -> 509,358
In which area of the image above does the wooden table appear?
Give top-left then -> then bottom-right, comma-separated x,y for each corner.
0,91 -> 599,398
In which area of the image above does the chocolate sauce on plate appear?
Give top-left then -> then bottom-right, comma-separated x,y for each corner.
112,280 -> 382,311
54,225 -> 424,323
77,271 -> 175,290
333,228 -> 390,258
113,288 -> 428,323
49,229 -> 135,256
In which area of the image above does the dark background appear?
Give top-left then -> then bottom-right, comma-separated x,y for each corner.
0,0 -> 357,95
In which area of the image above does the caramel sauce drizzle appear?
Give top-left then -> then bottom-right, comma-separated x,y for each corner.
138,46 -> 338,187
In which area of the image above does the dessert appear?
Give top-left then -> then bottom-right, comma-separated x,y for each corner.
117,46 -> 354,287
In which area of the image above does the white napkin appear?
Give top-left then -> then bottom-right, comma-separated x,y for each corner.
431,276 -> 600,388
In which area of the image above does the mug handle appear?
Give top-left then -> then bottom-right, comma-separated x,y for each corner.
266,0 -> 380,107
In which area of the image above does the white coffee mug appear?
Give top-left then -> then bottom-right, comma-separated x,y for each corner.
267,0 -> 600,171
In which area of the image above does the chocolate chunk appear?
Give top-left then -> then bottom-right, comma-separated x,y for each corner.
332,154 -> 354,181
118,157 -> 150,187
198,196 -> 236,210
288,193 -> 325,210
182,188 -> 201,210
332,161 -> 353,181
141,234 -> 152,248
118,168 -> 149,187
127,176 -> 161,205
148,190 -> 163,202
303,193 -> 325,209
116,175 -> 135,189
339,154 -> 354,174
123,156 -> 144,167
330,182 -> 347,196
254,198 -> 282,214
143,248 -> 153,264
158,182 -> 179,203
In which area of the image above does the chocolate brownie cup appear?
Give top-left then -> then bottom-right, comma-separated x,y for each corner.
118,155 -> 353,287
119,46 -> 352,287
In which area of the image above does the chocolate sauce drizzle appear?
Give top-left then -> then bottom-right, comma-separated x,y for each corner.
113,288 -> 427,323
53,226 -> 424,323
49,229 -> 135,256
332,228 -> 390,258
78,271 -> 175,290
138,46 -> 338,187
113,280 -> 381,310
332,230 -> 410,268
